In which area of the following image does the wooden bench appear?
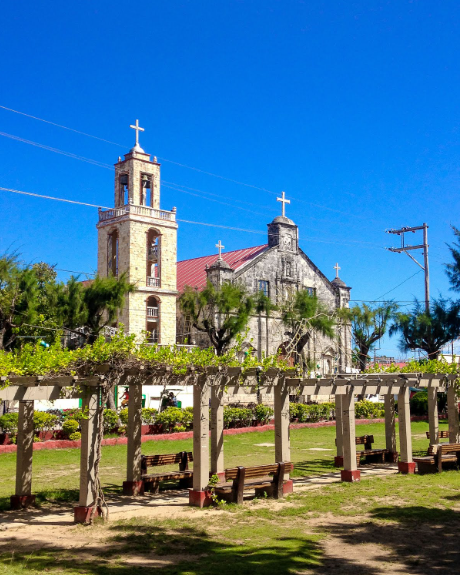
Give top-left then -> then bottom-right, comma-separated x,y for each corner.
425,430 -> 449,440
141,451 -> 193,493
355,435 -> 397,465
213,462 -> 294,504
414,443 -> 460,474
335,435 -> 397,466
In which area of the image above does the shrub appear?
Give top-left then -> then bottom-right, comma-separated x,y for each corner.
119,408 -> 129,426
33,411 -> 59,432
254,404 -> 274,423
62,408 -> 84,421
0,412 -> 19,435
410,392 -> 428,416
289,403 -> 300,420
355,400 -> 384,419
69,431 -> 81,441
182,407 -> 193,428
174,425 -> 186,432
156,407 -> 184,430
103,409 -> 119,431
141,408 -> 157,424
223,407 -> 253,428
62,419 -> 79,437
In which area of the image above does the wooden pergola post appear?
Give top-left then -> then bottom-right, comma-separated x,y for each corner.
341,390 -> 360,482
274,376 -> 293,492
74,386 -> 101,523
10,400 -> 35,510
334,393 -> 344,467
210,385 -> 225,480
384,394 -> 398,462
123,381 -> 144,495
427,386 -> 439,444
397,386 -> 415,473
447,381 -> 459,443
189,376 -> 211,507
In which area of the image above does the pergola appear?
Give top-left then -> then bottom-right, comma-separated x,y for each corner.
1,369 -> 458,523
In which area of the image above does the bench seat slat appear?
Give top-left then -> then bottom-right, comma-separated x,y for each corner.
142,471 -> 193,482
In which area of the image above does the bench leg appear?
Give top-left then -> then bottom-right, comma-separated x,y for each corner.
179,476 -> 193,489
234,467 -> 245,504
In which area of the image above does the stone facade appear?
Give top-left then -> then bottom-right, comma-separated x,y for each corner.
177,215 -> 352,376
96,145 -> 178,344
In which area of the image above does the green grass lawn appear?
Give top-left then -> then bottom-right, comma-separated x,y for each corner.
0,420 -> 447,511
1,469 -> 459,574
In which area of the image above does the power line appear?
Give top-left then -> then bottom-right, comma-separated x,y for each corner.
0,131 -> 114,170
0,186 -> 111,209
375,269 -> 423,301
0,106 -> 377,222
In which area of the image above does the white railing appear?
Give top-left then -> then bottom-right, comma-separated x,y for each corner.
147,306 -> 159,318
98,204 -> 176,222
147,277 -> 161,287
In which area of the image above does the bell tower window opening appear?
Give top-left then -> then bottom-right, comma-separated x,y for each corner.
146,295 -> 160,343
119,174 -> 129,205
141,174 -> 152,207
147,229 -> 161,287
107,230 -> 119,276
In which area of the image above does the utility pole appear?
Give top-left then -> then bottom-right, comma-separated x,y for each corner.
386,223 -> 430,313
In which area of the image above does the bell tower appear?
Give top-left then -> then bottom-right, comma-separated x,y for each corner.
96,120 -> 178,344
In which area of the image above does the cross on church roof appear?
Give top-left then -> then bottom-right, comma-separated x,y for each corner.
215,240 -> 225,259
334,262 -> 341,278
129,119 -> 145,148
277,191 -> 290,217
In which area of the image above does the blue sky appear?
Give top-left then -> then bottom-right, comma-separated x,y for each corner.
1,0 -> 459,357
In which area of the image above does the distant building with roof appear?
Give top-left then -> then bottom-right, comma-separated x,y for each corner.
177,206 -> 353,374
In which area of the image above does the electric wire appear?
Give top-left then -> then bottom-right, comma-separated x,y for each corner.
0,106 -> 378,222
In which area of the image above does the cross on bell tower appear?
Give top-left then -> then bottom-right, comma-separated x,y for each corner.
334,263 -> 341,278
277,191 -> 290,218
130,119 -> 145,152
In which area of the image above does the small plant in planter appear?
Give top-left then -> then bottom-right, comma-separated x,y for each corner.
117,425 -> 127,435
103,409 -> 119,433
253,404 -> 274,425
174,425 -> 186,432
0,412 -> 19,443
33,411 -> 59,440
69,431 -> 81,441
118,408 -> 129,426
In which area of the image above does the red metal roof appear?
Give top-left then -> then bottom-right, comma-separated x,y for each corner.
177,244 -> 268,292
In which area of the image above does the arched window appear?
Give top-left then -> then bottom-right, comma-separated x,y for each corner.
146,229 -> 161,287
146,295 -> 160,343
107,230 -> 119,276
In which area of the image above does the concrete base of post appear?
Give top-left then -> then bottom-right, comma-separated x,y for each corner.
211,471 -> 226,482
398,461 -> 416,474
385,451 -> 399,463
334,456 -> 344,467
188,489 -> 213,508
341,469 -> 361,482
122,480 -> 144,496
10,495 -> 35,510
74,506 -> 102,524
282,480 -> 294,495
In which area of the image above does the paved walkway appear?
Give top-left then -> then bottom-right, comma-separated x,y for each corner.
0,464 -> 399,531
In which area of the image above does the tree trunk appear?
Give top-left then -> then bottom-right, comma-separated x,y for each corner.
106,388 -> 117,410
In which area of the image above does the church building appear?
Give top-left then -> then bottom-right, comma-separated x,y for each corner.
177,194 -> 352,374
95,121 -> 351,376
